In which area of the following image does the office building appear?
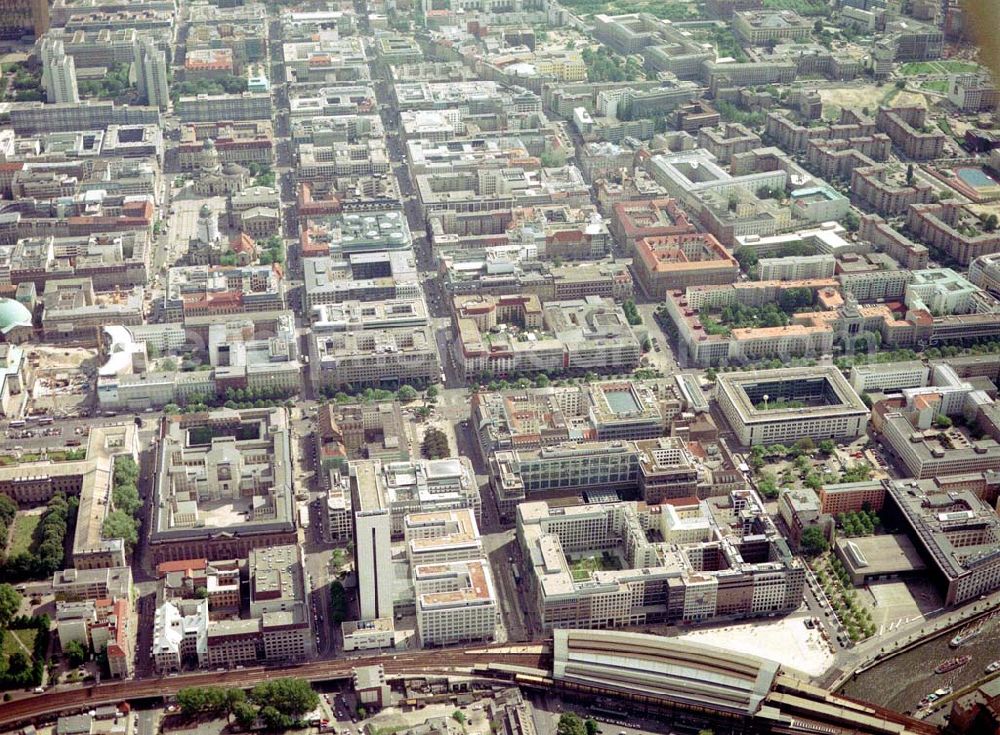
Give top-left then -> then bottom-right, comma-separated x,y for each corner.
758,254 -> 836,281
517,496 -> 805,630
414,559 -> 497,647
716,367 -> 870,446
886,481 -> 1000,605
819,480 -> 886,515
632,233 -> 739,298
0,424 -> 139,570
348,457 -> 481,537
849,362 -> 929,394
350,464 -> 394,623
148,408 -> 297,564
309,324 -> 439,390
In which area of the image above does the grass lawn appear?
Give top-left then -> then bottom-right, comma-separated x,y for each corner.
939,61 -> 979,73
899,61 -> 939,75
569,553 -> 622,581
12,628 -> 37,654
0,628 -> 36,675
8,513 -> 40,557
920,80 -> 949,93
901,60 -> 981,76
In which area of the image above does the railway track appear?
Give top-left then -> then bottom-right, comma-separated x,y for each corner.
0,648 -> 549,729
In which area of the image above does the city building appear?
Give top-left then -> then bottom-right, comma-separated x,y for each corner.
885,480 -> 1000,605
348,457 -> 481,537
632,233 -> 739,298
471,380 -> 679,457
0,424 -> 139,570
716,367 -> 870,445
758,254 -> 836,281
733,10 -> 812,44
850,362 -> 929,394
148,408 -> 297,564
41,278 -> 144,344
0,0 -> 49,38
152,545 -> 313,670
453,296 -> 641,379
778,487 -> 832,550
819,480 -> 887,515
133,37 -> 169,110
41,38 -> 80,105
414,559 -> 497,647
308,324 -> 439,390
176,93 -> 273,123
517,495 -> 805,629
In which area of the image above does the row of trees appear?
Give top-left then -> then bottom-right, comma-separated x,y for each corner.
0,496 -> 17,565
329,581 -> 348,625
170,76 -> 247,104
177,679 -> 319,730
257,235 -> 285,266
622,300 -> 642,326
580,46 -> 642,83
78,63 -> 132,101
813,556 -> 876,640
104,456 -> 142,552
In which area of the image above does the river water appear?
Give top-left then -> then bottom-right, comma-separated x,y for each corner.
839,616 -> 1000,713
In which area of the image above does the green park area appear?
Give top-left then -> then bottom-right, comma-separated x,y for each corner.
569,552 -> 623,581
899,60 -> 980,76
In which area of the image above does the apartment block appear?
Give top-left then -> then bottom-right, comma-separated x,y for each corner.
176,93 -> 273,123
906,201 -> 1000,266
757,254 -> 836,281
858,214 -> 929,270
876,107 -> 946,161
850,163 -> 934,216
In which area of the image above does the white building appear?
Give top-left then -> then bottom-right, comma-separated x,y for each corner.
849,361 -> 929,394
41,38 -> 80,104
757,254 -> 836,281
134,37 -> 169,110
351,463 -> 394,622
342,618 -> 395,652
404,509 -> 483,566
414,559 -> 497,647
716,367 -> 870,446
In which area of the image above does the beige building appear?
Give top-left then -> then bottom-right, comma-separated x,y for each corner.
632,233 -> 739,298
